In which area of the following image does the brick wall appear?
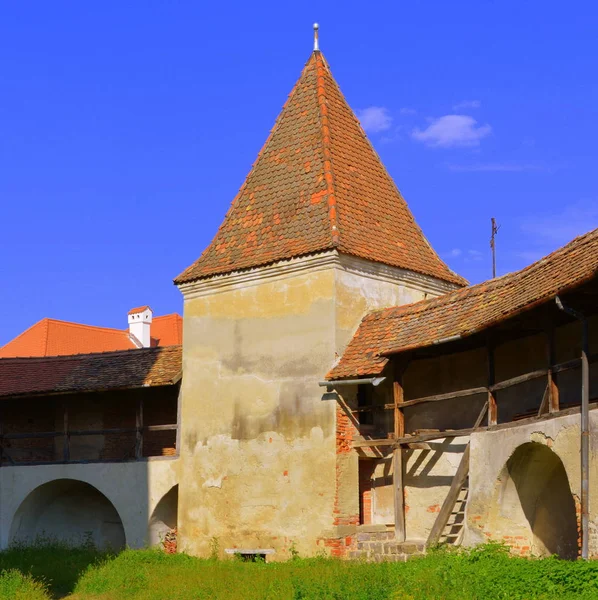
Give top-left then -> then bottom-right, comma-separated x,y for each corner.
358,459 -> 376,525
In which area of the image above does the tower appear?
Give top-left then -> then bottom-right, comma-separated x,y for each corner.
174,26 -> 465,557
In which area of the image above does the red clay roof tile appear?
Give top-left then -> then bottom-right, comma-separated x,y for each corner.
128,305 -> 151,315
0,314 -> 182,358
175,51 -> 465,287
0,346 -> 182,398
328,228 -> 598,380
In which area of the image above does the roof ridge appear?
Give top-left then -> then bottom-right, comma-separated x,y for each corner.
43,318 -> 128,334
316,55 -> 466,288
0,344 -> 181,364
175,55 -> 321,285
0,318 -> 48,353
366,226 -> 598,322
314,52 -> 340,246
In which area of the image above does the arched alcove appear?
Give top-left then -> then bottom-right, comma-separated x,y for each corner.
9,479 -> 125,550
148,485 -> 178,546
497,442 -> 577,559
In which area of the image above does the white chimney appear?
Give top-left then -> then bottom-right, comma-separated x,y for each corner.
128,306 -> 153,348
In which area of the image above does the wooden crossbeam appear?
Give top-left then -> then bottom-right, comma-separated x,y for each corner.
363,355 -> 597,415
489,369 -> 547,392
2,424 -> 178,440
386,387 -> 487,410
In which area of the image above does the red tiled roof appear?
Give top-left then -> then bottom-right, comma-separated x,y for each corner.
0,314 -> 182,358
152,314 -> 183,348
0,346 -> 182,399
128,305 -> 151,315
327,228 -> 598,380
175,51 -> 465,287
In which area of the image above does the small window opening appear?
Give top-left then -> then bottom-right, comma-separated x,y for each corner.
357,386 -> 373,425
225,548 -> 273,562
239,553 -> 266,562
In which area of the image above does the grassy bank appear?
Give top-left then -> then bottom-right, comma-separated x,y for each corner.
0,542 -> 112,599
2,543 -> 598,599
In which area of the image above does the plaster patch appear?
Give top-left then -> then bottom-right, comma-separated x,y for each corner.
203,477 -> 224,489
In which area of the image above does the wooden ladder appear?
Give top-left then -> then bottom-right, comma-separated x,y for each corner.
426,401 -> 487,548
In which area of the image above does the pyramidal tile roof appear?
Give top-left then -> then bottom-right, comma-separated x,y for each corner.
175,50 -> 466,287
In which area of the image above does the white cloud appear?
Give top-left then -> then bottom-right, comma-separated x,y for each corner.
400,107 -> 417,115
444,248 -> 484,262
453,100 -> 481,111
447,162 -> 544,173
356,107 -> 392,133
467,249 -> 483,262
412,115 -> 492,148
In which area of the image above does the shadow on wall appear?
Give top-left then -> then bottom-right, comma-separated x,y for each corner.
148,484 -> 178,546
498,442 -> 578,559
9,479 -> 126,551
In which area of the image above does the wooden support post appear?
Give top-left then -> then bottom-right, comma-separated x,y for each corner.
393,361 -> 407,542
393,382 -> 404,439
546,328 -> 560,413
487,342 -> 497,426
135,398 -> 144,460
393,447 -> 405,542
63,402 -> 70,462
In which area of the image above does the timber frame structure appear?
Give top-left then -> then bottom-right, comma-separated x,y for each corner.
0,346 -> 182,466
327,230 -> 598,557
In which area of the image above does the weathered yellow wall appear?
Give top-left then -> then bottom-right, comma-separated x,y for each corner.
179,267 -> 338,559
334,268 -> 438,357
178,254 -> 456,558
466,411 -> 598,557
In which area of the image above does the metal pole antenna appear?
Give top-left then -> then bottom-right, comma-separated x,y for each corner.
313,23 -> 319,52
490,218 -> 499,278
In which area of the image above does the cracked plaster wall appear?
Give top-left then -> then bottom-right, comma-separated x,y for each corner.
466,411 -> 598,557
178,256 -> 452,558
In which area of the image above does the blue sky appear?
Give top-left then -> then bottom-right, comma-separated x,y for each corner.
1,1 -> 597,346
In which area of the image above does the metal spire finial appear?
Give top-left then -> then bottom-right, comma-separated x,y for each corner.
313,23 -> 319,52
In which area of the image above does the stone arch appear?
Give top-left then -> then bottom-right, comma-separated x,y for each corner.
9,479 -> 126,550
495,442 -> 578,558
148,485 -> 178,546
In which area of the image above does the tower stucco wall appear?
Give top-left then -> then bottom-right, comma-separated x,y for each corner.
177,252 -> 456,558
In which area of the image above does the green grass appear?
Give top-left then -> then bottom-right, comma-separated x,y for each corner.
0,570 -> 51,600
0,541 -> 113,599
2,543 -> 598,599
